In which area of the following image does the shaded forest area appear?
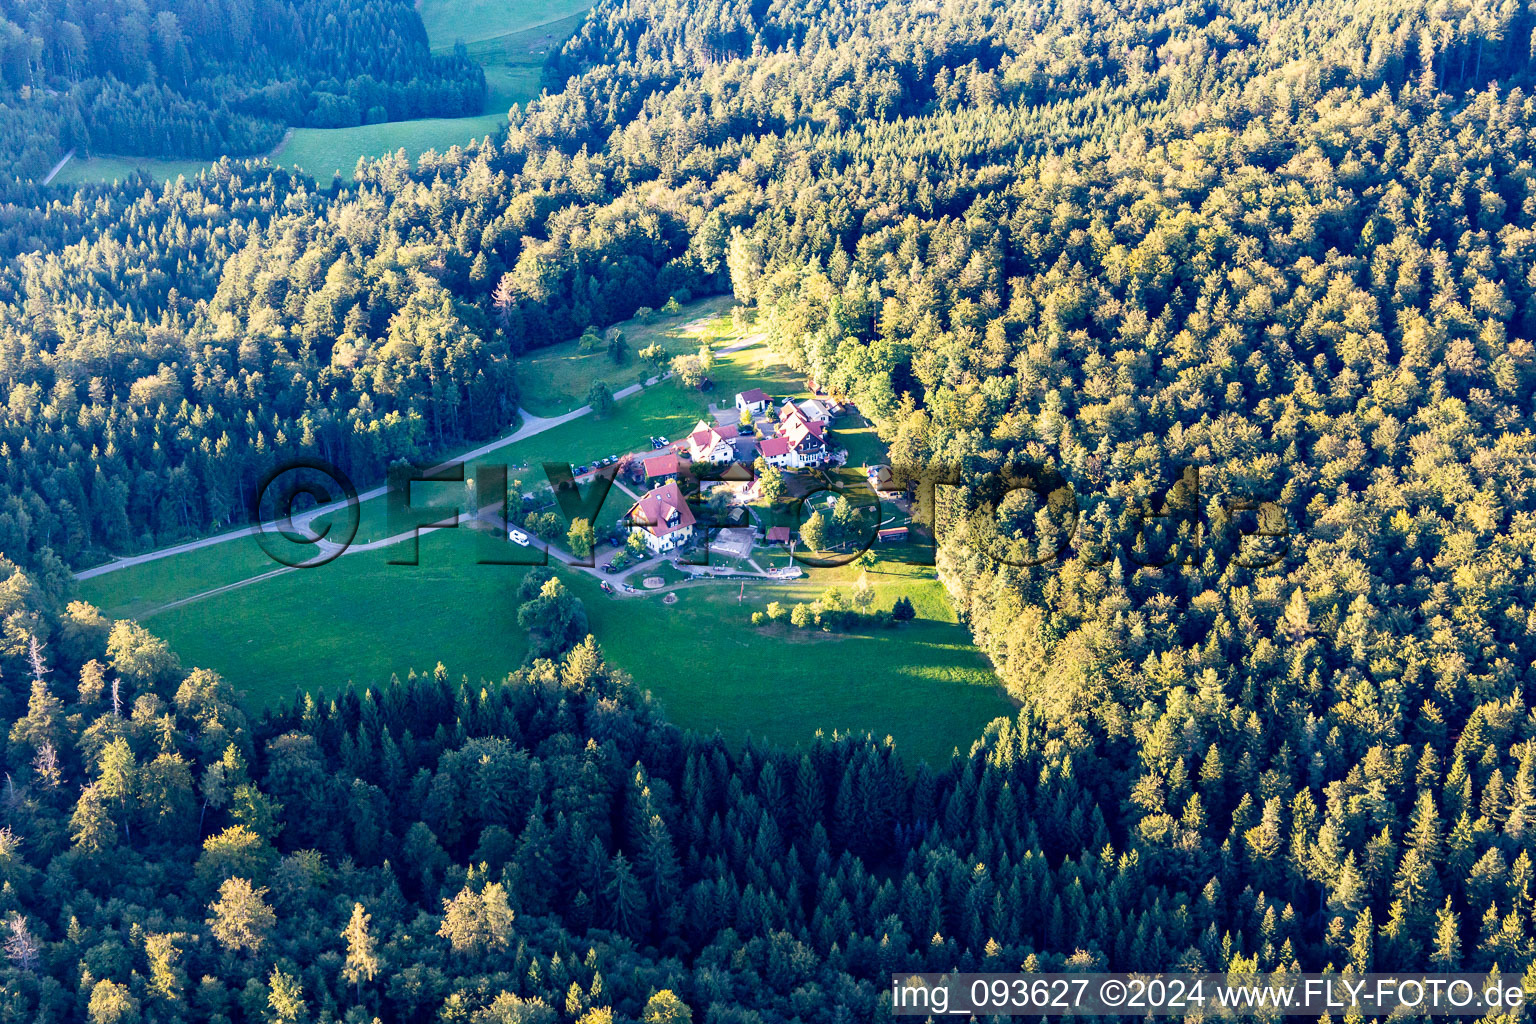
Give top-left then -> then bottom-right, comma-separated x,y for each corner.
0,0 -> 485,190
1,0 -> 1536,1019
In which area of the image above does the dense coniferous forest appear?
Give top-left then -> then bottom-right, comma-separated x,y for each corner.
2,0 -> 1536,1019
0,0 -> 484,189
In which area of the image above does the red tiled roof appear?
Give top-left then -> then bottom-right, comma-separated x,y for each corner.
757,436 -> 790,458
691,422 -> 739,451
767,526 -> 791,542
627,481 -> 696,537
738,388 -> 769,404
644,452 -> 679,477
783,417 -> 825,449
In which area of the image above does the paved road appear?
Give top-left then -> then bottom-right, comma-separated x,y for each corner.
75,330 -> 769,585
41,149 -> 75,186
74,377 -> 670,582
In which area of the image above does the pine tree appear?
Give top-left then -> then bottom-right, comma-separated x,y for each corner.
206,878 -> 276,953
341,903 -> 379,1002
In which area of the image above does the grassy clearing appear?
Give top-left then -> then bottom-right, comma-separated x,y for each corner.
52,154 -> 233,187
55,0 -> 593,187
516,296 -> 738,415
418,0 -> 593,48
559,571 -> 1011,766
142,532 -> 531,711
272,116 -> 508,181
77,534 -> 277,621
140,525 -> 1010,766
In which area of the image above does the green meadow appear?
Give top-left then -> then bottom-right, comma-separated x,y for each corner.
53,0 -> 593,186
76,298 -> 1013,767
134,528 -> 1012,766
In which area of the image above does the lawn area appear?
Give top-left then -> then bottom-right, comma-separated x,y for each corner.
516,296 -> 739,415
137,523 -> 1012,766
77,534 -> 277,621
418,0 -> 593,48
271,115 -> 508,181
834,416 -> 887,468
569,571 -> 1013,766
52,0 -> 594,187
141,532 -> 531,712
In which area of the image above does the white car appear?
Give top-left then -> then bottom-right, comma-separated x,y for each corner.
509,528 -> 531,546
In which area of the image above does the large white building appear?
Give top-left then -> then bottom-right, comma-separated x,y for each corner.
687,420 -> 740,463
626,480 -> 697,554
757,408 -> 829,468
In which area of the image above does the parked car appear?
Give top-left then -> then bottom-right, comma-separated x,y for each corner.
602,563 -> 619,574
575,464 -> 589,475
509,528 -> 531,546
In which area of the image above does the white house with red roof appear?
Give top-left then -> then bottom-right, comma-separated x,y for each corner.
757,414 -> 828,468
643,451 -> 679,482
626,480 -> 696,554
735,388 -> 771,416
688,420 -> 739,463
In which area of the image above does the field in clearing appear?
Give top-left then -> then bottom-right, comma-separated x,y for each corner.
76,296 -> 1013,767
515,296 -> 744,415
132,527 -> 1012,766
418,0 -> 594,47
272,115 -> 509,181
51,154 -> 232,187
54,0 -> 592,186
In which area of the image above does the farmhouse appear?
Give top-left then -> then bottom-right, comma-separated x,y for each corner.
780,415 -> 828,466
688,420 -> 740,462
626,480 -> 697,554
757,417 -> 827,468
643,452 -> 679,482
735,388 -> 771,415
756,435 -> 791,467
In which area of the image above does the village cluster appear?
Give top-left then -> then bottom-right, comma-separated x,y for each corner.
623,388 -> 842,555
511,386 -> 911,593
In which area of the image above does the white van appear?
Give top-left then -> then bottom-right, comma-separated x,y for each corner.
509,528 -> 531,546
